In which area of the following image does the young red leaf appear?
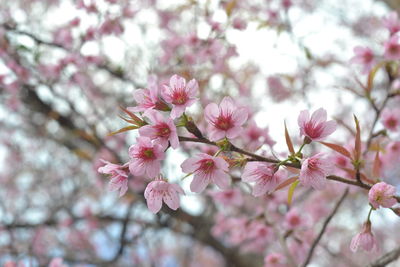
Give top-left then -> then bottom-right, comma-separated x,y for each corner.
275,176 -> 299,191
372,151 -> 381,178
319,141 -> 351,158
108,125 -> 139,136
284,122 -> 295,155
353,115 -> 361,161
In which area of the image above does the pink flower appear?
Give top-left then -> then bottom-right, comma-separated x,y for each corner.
299,153 -> 333,190
350,46 -> 375,74
350,221 -> 377,252
128,76 -> 163,115
139,110 -> 179,149
368,182 -> 397,209
128,137 -> 165,178
384,35 -> 400,60
285,209 -> 304,229
98,160 -> 129,197
381,108 -> 400,131
383,12 -> 400,35
181,153 -> 230,193
242,162 -> 278,197
204,96 -> 248,141
267,76 -> 291,102
298,108 -> 336,142
144,176 -> 184,213
242,120 -> 275,151
161,74 -> 198,119
264,253 -> 285,267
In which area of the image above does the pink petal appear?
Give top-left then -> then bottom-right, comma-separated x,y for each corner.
190,173 -> 210,193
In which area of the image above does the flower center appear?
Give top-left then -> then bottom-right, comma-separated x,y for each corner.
155,123 -> 171,137
172,89 -> 187,105
304,121 -> 324,138
198,159 -> 215,174
140,148 -> 155,160
214,114 -> 233,130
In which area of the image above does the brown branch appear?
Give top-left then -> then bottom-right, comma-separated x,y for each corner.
301,188 -> 349,267
367,246 -> 400,267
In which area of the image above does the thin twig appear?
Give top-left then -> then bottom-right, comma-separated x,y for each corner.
367,246 -> 400,267
301,188 -> 349,267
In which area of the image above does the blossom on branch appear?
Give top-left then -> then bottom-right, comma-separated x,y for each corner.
204,96 -> 248,141
298,108 -> 336,142
368,182 -> 397,209
139,110 -> 179,149
350,221 -> 377,252
181,153 -> 230,193
144,176 -> 184,213
98,160 -> 129,197
299,153 -> 333,190
241,162 -> 278,197
161,74 -> 198,119
128,137 -> 165,179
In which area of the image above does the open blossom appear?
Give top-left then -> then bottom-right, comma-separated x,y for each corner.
298,108 -> 336,142
381,108 -> 400,131
350,221 -> 377,252
139,110 -> 179,149
204,96 -> 248,141
242,162 -> 278,197
368,182 -> 397,209
181,153 -> 230,193
144,176 -> 184,213
98,160 -> 129,197
128,137 -> 165,178
383,12 -> 400,35
384,35 -> 400,60
242,120 -> 275,151
128,76 -> 162,115
285,209 -> 304,229
350,46 -> 375,74
161,74 -> 198,119
299,153 -> 333,190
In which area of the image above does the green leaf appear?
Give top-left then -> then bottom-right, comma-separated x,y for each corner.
287,180 -> 300,206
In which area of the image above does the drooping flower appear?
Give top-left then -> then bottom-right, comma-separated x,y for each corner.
139,110 -> 179,149
242,162 -> 278,197
381,108 -> 400,132
161,74 -> 198,119
181,153 -> 230,193
350,221 -> 377,252
383,12 -> 400,36
350,46 -> 375,74
368,182 -> 397,209
144,176 -> 184,213
128,137 -> 165,178
299,153 -> 333,190
204,96 -> 248,141
384,35 -> 400,60
98,160 -> 129,197
298,108 -> 336,142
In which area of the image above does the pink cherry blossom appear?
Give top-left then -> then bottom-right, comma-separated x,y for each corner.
128,76 -> 162,115
368,182 -> 397,209
98,160 -> 129,197
267,76 -> 291,102
285,208 -> 304,229
161,74 -> 198,119
381,108 -> 400,131
128,137 -> 165,178
144,176 -> 184,213
384,35 -> 400,60
298,108 -> 336,142
242,162 -> 278,197
383,12 -> 400,35
242,120 -> 275,151
139,110 -> 179,149
299,153 -> 333,190
350,221 -> 377,252
181,153 -> 230,193
204,96 -> 248,141
350,46 -> 375,74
